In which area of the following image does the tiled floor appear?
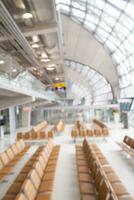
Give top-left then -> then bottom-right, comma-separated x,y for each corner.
0,123 -> 134,199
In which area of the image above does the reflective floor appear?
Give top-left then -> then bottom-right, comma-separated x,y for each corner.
0,123 -> 134,200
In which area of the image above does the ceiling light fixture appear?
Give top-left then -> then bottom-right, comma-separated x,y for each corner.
22,12 -> 33,19
0,60 -> 4,64
47,67 -> 55,71
41,52 -> 48,58
41,58 -> 50,62
32,36 -> 39,43
12,68 -> 17,72
55,77 -> 59,80
48,64 -> 56,67
32,43 -> 39,48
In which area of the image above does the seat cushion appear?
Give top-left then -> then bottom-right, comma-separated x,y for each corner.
0,174 -> 5,181
15,173 -> 27,182
78,173 -> 93,183
107,173 -> 121,183
77,166 -> 89,173
8,182 -> 22,194
80,183 -> 96,194
112,183 -> 129,196
81,194 -> 97,200
36,193 -> 51,200
118,196 -> 134,200
39,181 -> 53,192
77,160 -> 88,167
2,195 -> 16,200
43,172 -> 55,181
45,165 -> 56,172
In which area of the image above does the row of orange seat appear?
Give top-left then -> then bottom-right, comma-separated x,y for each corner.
32,121 -> 48,133
71,128 -> 109,140
71,120 -> 109,141
93,119 -> 109,136
0,140 -> 29,182
117,135 -> 134,158
17,130 -> 54,141
3,139 -> 60,200
76,139 -> 133,200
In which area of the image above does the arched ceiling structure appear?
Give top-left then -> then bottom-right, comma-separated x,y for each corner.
56,0 -> 134,99
62,15 -> 118,98
65,60 -> 113,105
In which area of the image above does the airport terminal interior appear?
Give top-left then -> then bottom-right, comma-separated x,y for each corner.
0,0 -> 134,199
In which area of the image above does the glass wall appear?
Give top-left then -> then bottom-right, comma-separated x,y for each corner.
56,0 -> 134,98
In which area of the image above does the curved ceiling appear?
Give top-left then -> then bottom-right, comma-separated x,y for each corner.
61,15 -> 119,98
56,0 -> 134,99
65,60 -> 113,105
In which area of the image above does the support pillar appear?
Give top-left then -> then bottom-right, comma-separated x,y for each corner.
9,106 -> 16,138
21,110 -> 31,130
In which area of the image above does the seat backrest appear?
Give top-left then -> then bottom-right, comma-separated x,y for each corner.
48,131 -> 54,138
94,168 -> 104,191
28,169 -> 41,190
39,131 -> 45,139
0,151 -> 10,165
15,141 -> 23,152
6,148 -> 14,160
103,128 -> 109,136
0,159 -> 4,170
11,144 -> 18,155
98,178 -> 110,200
18,140 -> 25,149
34,161 -> 44,179
31,132 -> 38,140
17,132 -> 23,140
37,155 -> 47,170
22,179 -> 36,200
15,192 -> 26,200
123,135 -> 128,143
130,140 -> 134,149
24,132 -> 30,140
40,151 -> 48,163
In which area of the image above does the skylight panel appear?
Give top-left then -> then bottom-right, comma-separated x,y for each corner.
99,21 -> 112,33
97,27 -> 110,38
72,8 -> 85,19
94,0 -> 105,10
107,0 -> 127,10
104,40 -> 116,52
84,20 -> 96,31
105,3 -> 121,19
125,2 -> 134,20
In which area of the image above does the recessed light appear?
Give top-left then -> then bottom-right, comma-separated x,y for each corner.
32,43 -> 39,48
0,60 -> 4,64
47,67 -> 55,71
41,52 -> 48,58
48,64 -> 56,67
22,12 -> 33,19
41,58 -> 50,62
12,68 -> 17,72
32,36 -> 39,43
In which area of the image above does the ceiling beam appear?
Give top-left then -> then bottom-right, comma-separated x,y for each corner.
0,96 -> 33,110
0,23 -> 57,42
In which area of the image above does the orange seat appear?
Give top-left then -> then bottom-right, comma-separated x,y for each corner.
39,131 -> 45,139
17,132 -> 23,140
24,132 -> 30,140
31,132 -> 38,140
48,131 -> 54,139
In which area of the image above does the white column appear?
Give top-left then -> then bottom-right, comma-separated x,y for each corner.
9,106 -> 16,138
21,111 -> 31,130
